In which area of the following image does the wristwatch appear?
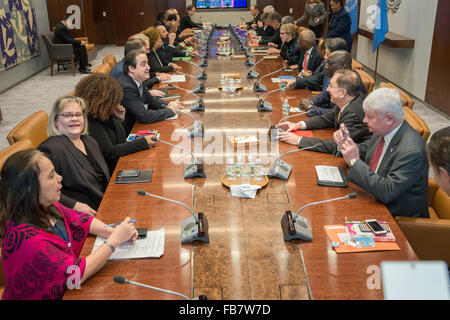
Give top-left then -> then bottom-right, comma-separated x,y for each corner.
349,159 -> 357,167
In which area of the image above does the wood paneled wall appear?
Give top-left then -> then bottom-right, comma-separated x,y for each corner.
425,0 -> 450,116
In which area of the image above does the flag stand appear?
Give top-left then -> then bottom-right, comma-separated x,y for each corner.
374,47 -> 380,86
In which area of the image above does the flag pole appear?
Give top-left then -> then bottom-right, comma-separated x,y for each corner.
374,47 -> 379,85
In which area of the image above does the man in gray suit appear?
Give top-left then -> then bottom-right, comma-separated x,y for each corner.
334,88 -> 429,218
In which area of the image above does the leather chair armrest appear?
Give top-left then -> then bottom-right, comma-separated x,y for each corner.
428,178 -> 440,203
75,37 -> 88,43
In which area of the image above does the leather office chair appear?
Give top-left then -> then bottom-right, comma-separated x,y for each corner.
296,26 -> 309,35
352,59 -> 363,70
93,63 -> 112,74
6,111 -> 49,148
379,82 -> 415,109
355,69 -> 375,94
395,179 -> 450,266
102,54 -> 117,68
403,107 -> 430,141
41,32 -> 75,76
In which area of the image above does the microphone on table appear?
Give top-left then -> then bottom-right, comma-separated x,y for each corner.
253,67 -> 286,92
247,56 -> 266,78
151,135 -> 205,179
256,87 -> 282,112
137,190 -> 209,244
269,111 -> 308,141
267,144 -> 321,180
168,83 -> 205,112
281,193 -> 358,241
175,71 -> 205,94
179,110 -> 204,138
179,60 -> 207,79
113,275 -> 207,300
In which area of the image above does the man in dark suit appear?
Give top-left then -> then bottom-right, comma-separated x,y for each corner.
53,13 -> 91,74
334,88 -> 429,218
296,29 -> 323,73
278,69 -> 371,153
245,5 -> 262,29
118,49 -> 184,135
179,5 -> 202,33
259,12 -> 282,48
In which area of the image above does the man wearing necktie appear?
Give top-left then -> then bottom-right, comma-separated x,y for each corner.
334,88 -> 429,218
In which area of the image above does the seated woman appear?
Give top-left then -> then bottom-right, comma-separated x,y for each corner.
38,96 -> 108,215
0,149 -> 137,299
144,27 -> 181,73
267,23 -> 301,68
75,73 -> 156,174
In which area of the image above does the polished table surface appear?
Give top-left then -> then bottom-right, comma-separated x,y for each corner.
64,29 -> 417,300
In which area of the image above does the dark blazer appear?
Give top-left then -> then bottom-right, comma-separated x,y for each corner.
110,58 -> 160,89
53,22 -> 80,46
260,26 -> 281,48
118,74 -> 175,135
256,25 -> 274,39
38,135 -> 110,210
347,121 -> 429,218
298,45 -> 323,73
157,42 -> 187,62
179,12 -> 202,32
246,11 -> 262,29
147,50 -> 174,73
295,61 -> 325,91
87,115 -> 150,174
323,8 -> 353,51
299,93 -> 371,153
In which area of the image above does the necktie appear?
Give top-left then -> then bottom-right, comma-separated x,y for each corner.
138,84 -> 143,98
303,51 -> 309,70
369,137 -> 385,172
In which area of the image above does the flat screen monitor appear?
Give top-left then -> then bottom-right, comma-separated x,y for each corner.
194,0 -> 249,10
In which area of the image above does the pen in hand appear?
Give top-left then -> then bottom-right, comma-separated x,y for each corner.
105,219 -> 136,228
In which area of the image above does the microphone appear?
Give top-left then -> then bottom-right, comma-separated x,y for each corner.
256,87 -> 281,112
113,275 -> 207,300
179,110 -> 204,138
169,83 -> 205,112
246,56 -> 266,78
137,190 -> 209,244
175,71 -> 205,94
180,59 -> 207,79
281,193 -> 357,241
267,144 -> 321,180
151,136 -> 205,179
253,67 -> 285,92
269,111 -> 308,141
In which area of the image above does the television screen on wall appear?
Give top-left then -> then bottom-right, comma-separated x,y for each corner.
194,0 -> 249,10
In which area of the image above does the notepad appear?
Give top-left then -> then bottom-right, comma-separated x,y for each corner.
315,165 -> 347,188
162,75 -> 186,83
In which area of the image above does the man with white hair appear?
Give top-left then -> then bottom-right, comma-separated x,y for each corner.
334,88 -> 429,218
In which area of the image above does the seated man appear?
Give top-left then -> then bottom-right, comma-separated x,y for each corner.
156,25 -> 194,62
259,12 -> 282,48
179,5 -> 202,33
53,13 -> 91,74
427,126 -> 450,196
335,88 -> 429,218
118,49 -> 184,135
292,29 -> 323,73
278,69 -> 371,154
110,36 -> 170,97
300,50 -> 366,117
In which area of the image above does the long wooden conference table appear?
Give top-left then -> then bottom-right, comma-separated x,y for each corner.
65,28 -> 417,300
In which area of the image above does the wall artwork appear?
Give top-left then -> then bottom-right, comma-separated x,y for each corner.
0,0 -> 40,71
386,0 -> 402,15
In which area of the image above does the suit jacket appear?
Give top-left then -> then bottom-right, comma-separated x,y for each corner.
179,12 -> 202,32
294,61 -> 325,91
260,26 -> 281,48
157,42 -> 187,62
299,93 -> 371,153
147,50 -> 174,73
323,7 -> 353,51
347,121 -> 429,218
87,115 -> 150,174
296,2 -> 326,27
53,22 -> 81,46
256,25 -> 274,39
118,74 -> 175,135
246,11 -> 262,29
110,58 -> 160,89
298,45 -> 323,74
38,135 -> 110,210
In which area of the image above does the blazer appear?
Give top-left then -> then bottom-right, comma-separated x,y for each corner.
298,45 -> 323,73
53,22 -> 81,46
296,2 -> 326,27
179,12 -> 202,32
246,11 -> 262,29
347,121 -> 429,218
110,59 -> 160,89
118,74 -> 175,135
323,7 -> 353,51
260,26 -> 281,48
147,50 -> 174,73
294,61 -> 325,91
38,135 -> 110,210
299,93 -> 371,153
87,115 -> 150,174
157,42 -> 187,62
256,25 -> 275,39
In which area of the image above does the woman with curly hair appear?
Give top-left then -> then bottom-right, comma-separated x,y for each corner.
74,73 -> 156,174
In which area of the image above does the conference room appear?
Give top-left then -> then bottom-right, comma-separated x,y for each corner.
0,0 -> 449,305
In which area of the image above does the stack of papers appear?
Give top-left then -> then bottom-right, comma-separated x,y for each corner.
162,75 -> 186,83
315,165 -> 343,183
93,228 -> 165,260
230,184 -> 261,199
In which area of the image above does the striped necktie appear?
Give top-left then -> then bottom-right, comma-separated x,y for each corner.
369,137 -> 385,172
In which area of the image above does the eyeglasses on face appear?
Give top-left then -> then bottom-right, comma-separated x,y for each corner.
56,112 -> 84,119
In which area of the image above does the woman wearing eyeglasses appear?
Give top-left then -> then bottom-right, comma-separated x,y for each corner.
38,96 -> 109,216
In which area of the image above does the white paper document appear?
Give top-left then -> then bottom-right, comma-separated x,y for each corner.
234,136 -> 259,143
92,228 -> 165,260
315,165 -> 343,183
162,75 -> 186,83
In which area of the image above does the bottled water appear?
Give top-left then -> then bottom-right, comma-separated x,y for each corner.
282,99 -> 290,115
